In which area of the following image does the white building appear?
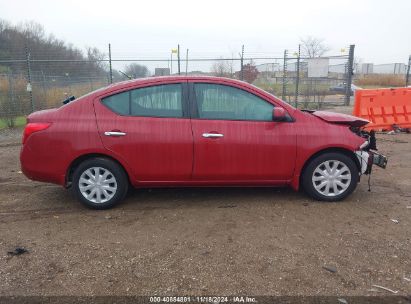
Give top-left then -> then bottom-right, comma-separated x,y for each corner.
373,63 -> 407,74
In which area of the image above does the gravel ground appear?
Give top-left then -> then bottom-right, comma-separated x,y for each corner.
0,127 -> 23,146
0,129 -> 410,296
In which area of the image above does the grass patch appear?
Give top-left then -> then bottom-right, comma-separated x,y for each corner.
0,116 -> 26,130
253,80 -> 331,96
355,74 -> 406,87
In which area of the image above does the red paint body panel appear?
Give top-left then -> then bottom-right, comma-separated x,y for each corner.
94,108 -> 194,182
20,76 -> 366,191
290,111 -> 366,189
20,97 -> 112,185
191,119 -> 296,180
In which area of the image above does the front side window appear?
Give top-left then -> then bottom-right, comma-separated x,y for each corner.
102,84 -> 183,118
194,83 -> 274,121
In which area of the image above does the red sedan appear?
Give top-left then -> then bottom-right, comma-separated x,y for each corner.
20,76 -> 387,209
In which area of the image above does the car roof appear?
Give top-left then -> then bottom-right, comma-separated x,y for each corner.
84,75 -> 296,112
105,75 -> 247,90
96,75 -> 273,100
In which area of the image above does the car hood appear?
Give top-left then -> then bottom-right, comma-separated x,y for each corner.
305,110 -> 369,127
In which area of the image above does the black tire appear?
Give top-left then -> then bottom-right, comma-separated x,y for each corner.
72,157 -> 128,209
301,152 -> 359,202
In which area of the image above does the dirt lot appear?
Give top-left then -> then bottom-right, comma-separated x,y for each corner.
0,128 -> 410,296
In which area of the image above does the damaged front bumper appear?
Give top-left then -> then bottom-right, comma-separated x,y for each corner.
355,149 -> 388,174
351,128 -> 388,175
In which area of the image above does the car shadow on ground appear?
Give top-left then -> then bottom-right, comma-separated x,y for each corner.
119,186 -> 308,210
47,183 -> 366,213
9,181 -> 368,216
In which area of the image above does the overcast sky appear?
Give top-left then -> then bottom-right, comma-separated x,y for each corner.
1,0 -> 410,68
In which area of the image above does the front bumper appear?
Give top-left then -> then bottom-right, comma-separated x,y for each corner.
355,150 -> 387,174
372,152 -> 388,169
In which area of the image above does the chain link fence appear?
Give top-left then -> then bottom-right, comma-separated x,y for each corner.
0,45 -> 358,137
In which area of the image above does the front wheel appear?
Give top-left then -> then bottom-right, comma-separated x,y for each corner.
72,157 -> 128,209
301,152 -> 359,201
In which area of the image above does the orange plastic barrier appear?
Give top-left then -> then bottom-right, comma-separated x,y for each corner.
352,87 -> 411,131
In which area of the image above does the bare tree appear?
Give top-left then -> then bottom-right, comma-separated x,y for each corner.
86,46 -> 108,74
300,36 -> 330,58
124,63 -> 149,79
19,21 -> 45,42
0,18 -> 108,77
211,58 -> 233,77
0,19 -> 10,33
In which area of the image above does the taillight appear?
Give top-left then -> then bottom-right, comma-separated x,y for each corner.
22,122 -> 51,144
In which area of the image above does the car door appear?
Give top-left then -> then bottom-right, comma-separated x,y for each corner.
189,82 -> 296,181
94,81 -> 193,182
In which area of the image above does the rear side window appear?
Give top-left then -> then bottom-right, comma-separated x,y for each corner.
102,84 -> 183,118
130,84 -> 182,117
194,83 -> 274,121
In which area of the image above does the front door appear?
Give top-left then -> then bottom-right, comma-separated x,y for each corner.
190,82 -> 296,181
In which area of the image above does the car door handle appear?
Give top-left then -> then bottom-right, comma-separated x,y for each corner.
104,131 -> 127,137
202,133 -> 224,138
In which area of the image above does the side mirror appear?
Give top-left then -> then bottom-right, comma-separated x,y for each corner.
272,107 -> 288,122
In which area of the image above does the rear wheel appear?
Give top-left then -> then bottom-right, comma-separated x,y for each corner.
301,152 -> 359,201
72,157 -> 128,209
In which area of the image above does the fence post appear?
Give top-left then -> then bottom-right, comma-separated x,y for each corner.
177,44 -> 181,75
108,43 -> 113,84
7,73 -> 16,126
344,44 -> 355,106
406,55 -> 411,87
185,49 -> 189,76
41,71 -> 47,106
282,49 -> 288,101
294,44 -> 301,108
170,52 -> 173,75
25,46 -> 34,112
240,45 -> 244,81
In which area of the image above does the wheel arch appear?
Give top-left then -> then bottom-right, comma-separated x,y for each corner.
65,153 -> 133,188
291,147 -> 361,191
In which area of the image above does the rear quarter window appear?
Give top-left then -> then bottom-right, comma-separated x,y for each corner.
101,91 -> 129,115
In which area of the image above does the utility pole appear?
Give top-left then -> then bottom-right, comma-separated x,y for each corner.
282,49 -> 288,101
177,44 -> 181,75
240,45 -> 244,81
295,44 -> 301,108
406,55 -> 411,87
344,44 -> 355,106
25,46 -> 34,112
108,43 -> 113,84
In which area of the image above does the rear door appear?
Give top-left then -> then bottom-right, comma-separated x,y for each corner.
94,81 -> 193,182
189,82 -> 296,181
